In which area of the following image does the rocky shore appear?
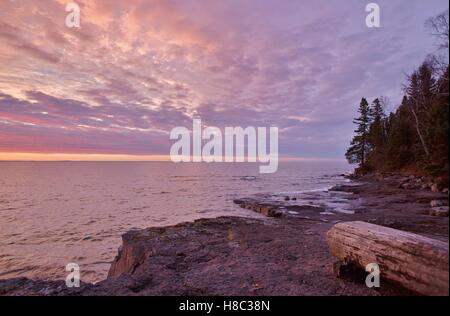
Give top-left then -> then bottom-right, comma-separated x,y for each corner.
0,174 -> 448,296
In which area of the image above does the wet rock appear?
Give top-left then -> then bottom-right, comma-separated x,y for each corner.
233,198 -> 287,218
429,207 -> 449,217
232,199 -> 245,205
344,174 -> 359,180
329,185 -> 361,194
0,277 -> 93,296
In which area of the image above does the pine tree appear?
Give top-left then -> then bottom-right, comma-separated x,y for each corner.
385,96 -> 415,168
345,98 -> 372,169
424,66 -> 449,175
368,98 -> 386,151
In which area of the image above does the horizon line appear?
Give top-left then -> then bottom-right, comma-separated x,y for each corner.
0,152 -> 347,162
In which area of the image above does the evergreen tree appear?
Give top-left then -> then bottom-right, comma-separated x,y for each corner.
366,98 -> 387,169
368,98 -> 386,151
423,66 -> 449,176
345,98 -> 371,169
385,96 -> 415,168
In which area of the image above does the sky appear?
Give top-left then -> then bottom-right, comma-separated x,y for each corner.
0,0 -> 448,160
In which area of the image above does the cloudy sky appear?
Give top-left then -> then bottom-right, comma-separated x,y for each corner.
0,0 -> 448,160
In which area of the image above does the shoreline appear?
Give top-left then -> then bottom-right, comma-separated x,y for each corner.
0,174 -> 448,296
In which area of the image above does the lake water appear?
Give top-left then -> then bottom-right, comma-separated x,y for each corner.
0,161 -> 352,283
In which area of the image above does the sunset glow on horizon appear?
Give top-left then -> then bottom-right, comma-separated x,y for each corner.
0,152 -> 171,161
0,152 -> 347,162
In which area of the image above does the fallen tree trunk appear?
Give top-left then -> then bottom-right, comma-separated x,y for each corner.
326,221 -> 449,296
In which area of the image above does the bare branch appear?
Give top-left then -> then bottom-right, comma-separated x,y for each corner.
425,10 -> 449,50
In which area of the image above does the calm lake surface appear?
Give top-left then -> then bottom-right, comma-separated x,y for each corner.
0,161 -> 352,283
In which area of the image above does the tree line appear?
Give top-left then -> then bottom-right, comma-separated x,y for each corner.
346,10 -> 449,182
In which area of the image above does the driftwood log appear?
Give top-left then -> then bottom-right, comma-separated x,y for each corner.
326,221 -> 449,296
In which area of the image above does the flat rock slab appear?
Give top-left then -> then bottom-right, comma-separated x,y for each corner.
0,217 -> 407,296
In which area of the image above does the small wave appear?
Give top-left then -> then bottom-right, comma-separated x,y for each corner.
331,208 -> 354,214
